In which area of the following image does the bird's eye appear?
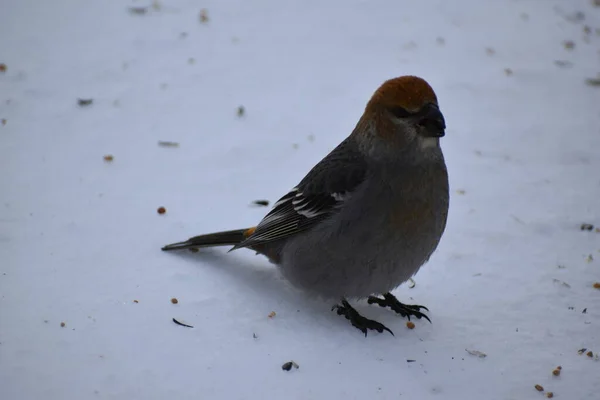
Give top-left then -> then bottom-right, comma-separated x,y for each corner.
388,107 -> 413,119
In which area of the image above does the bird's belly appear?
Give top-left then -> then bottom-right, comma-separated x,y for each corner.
279,176 -> 448,299
279,226 -> 436,299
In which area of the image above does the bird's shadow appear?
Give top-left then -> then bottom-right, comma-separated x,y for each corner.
164,248 -> 332,316
163,248 -> 411,336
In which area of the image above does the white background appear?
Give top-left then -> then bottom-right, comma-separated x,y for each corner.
1,0 -> 599,399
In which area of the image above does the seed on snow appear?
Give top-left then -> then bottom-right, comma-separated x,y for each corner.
580,223 -> 594,231
172,318 -> 193,328
281,361 -> 299,371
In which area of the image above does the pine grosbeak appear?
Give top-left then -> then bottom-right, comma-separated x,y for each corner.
162,75 -> 449,336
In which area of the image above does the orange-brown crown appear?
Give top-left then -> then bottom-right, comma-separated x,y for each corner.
365,76 -> 438,113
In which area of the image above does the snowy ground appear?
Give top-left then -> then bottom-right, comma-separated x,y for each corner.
2,0 -> 600,399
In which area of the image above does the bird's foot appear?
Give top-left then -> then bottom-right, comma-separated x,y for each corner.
367,292 -> 431,323
332,299 -> 394,337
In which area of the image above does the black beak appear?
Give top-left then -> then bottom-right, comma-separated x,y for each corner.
420,103 -> 446,138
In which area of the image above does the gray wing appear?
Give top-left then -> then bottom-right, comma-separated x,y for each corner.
231,137 -> 367,250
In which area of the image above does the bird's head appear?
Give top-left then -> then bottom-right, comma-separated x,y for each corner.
356,76 -> 446,160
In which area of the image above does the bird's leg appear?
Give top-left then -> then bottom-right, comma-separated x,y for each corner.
367,292 -> 431,323
332,299 -> 394,337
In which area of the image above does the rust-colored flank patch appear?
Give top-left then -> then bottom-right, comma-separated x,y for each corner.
244,226 -> 257,237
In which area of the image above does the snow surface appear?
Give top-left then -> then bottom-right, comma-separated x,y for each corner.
1,0 -> 600,399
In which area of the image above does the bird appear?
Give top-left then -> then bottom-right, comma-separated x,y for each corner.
162,75 -> 449,336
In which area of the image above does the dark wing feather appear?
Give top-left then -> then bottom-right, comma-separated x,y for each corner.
231,137 -> 367,250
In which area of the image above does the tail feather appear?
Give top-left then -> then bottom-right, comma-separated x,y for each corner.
161,227 -> 255,251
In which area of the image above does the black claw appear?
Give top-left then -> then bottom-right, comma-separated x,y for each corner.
333,300 -> 394,336
367,292 -> 432,323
